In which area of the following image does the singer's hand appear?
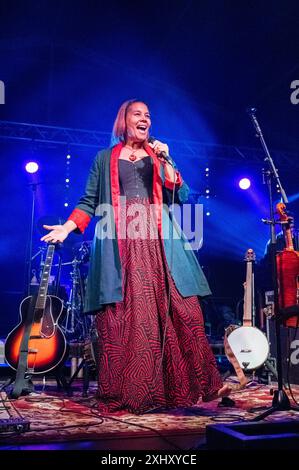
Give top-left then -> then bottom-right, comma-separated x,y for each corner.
148,139 -> 169,157
148,138 -> 177,182
41,225 -> 69,244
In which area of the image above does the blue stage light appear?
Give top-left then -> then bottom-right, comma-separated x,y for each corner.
239,178 -> 251,190
25,161 -> 39,174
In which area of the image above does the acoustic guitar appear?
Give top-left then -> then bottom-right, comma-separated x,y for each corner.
226,249 -> 269,371
5,244 -> 67,375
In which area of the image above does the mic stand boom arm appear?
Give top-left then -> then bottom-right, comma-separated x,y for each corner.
248,108 -> 288,204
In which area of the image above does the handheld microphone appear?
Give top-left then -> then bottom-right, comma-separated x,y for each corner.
148,136 -> 175,167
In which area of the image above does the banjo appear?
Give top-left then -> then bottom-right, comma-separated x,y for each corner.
226,249 -> 269,371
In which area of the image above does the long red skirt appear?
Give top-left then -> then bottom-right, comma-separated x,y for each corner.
95,198 -> 222,413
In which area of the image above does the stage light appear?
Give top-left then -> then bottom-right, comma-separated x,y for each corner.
64,152 -> 71,208
239,178 -> 251,190
25,161 -> 39,174
206,211 -> 211,216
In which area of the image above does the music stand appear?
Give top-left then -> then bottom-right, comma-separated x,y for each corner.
247,108 -> 299,420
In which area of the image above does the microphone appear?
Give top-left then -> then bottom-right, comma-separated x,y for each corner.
246,106 -> 257,115
148,136 -> 175,167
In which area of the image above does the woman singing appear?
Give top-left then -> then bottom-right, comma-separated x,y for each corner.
41,99 -> 231,413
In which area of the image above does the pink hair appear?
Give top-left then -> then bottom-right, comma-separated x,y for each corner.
110,99 -> 149,146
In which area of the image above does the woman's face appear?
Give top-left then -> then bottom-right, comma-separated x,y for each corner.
125,102 -> 151,143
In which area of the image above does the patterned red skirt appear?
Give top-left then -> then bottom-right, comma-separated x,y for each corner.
95,198 -> 222,413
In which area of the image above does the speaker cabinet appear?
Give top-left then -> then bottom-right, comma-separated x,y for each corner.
268,319 -> 299,385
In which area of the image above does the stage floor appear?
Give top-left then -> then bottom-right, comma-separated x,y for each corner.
1,378 -> 299,451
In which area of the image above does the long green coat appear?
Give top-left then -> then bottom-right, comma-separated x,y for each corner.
69,143 -> 211,313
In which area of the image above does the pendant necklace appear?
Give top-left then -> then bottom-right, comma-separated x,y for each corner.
129,151 -> 138,162
126,146 -> 140,162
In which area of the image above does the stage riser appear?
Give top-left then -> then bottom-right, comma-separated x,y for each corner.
206,420 -> 299,450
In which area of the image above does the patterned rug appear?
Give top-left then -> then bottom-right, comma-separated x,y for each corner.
1,380 -> 299,445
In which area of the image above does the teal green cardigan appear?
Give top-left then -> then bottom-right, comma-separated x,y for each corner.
68,144 -> 211,313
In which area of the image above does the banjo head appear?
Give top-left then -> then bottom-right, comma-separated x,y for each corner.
227,326 -> 269,370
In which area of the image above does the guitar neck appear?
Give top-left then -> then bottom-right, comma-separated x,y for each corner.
276,202 -> 295,251
243,257 -> 254,327
284,226 -> 295,251
36,245 -> 55,310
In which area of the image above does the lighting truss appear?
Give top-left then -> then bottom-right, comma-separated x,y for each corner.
0,120 -> 298,168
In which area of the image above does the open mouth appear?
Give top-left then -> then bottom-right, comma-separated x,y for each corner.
137,125 -> 147,133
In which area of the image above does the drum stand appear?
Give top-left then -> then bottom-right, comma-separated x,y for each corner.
62,257 -> 88,341
60,254 -> 93,396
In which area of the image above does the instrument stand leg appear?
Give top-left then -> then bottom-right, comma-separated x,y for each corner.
54,367 -> 72,396
10,373 -> 35,396
24,373 -> 35,393
82,360 -> 90,397
264,358 -> 278,385
251,389 -> 297,421
67,358 -> 90,397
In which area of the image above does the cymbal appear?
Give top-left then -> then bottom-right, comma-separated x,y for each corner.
73,240 -> 92,259
52,261 -> 80,266
73,240 -> 93,251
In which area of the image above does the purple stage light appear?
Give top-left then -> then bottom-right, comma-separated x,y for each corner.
25,162 -> 39,174
239,178 -> 251,190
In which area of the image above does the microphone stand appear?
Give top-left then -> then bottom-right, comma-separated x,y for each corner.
247,108 -> 299,420
26,182 -> 38,296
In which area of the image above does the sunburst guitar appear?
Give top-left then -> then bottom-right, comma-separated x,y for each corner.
5,244 -> 67,374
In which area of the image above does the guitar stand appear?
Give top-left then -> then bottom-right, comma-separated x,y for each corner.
65,358 -> 91,397
5,376 -> 34,398
8,363 -> 89,399
250,389 -> 299,421
54,355 -> 92,398
54,367 -> 71,395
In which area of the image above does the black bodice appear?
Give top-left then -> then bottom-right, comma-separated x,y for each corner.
118,156 -> 153,198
